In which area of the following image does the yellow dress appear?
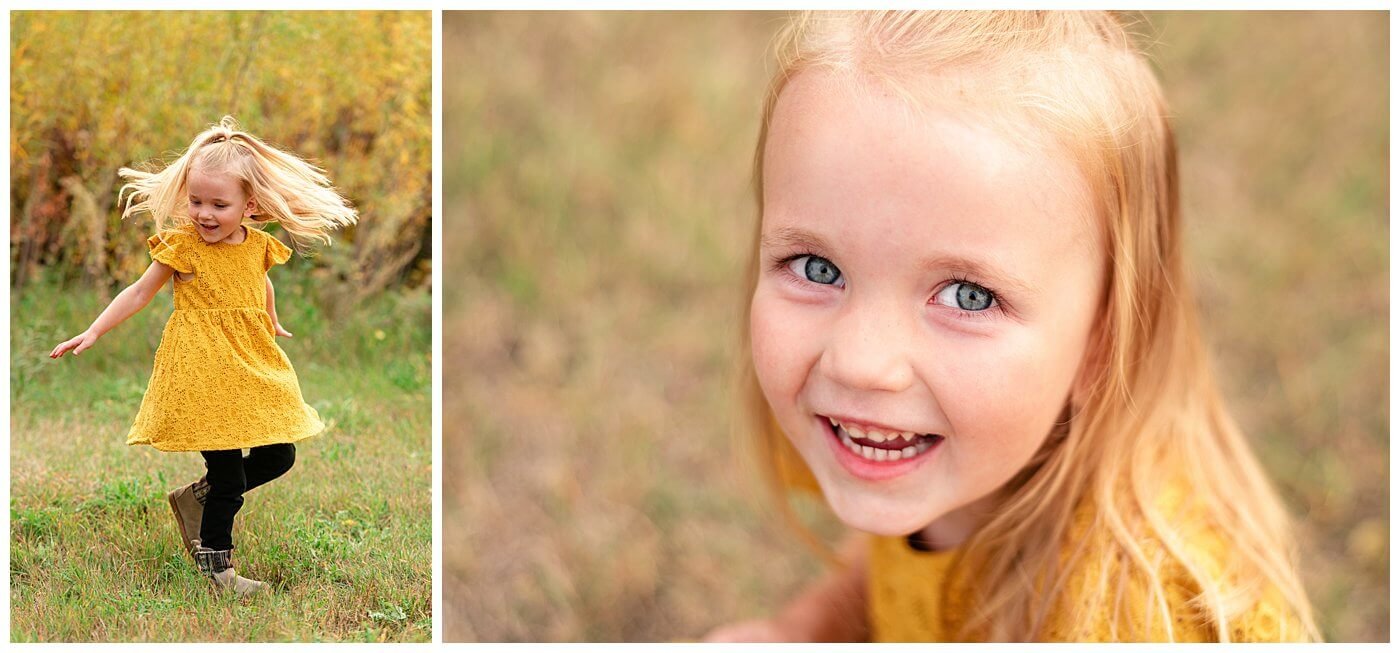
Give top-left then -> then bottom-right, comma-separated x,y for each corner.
866,489 -> 1306,642
771,441 -> 1305,641
126,225 -> 324,452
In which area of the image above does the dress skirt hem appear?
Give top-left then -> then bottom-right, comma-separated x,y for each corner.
126,416 -> 325,452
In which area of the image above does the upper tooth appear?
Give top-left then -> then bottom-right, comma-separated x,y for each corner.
867,430 -> 886,443
847,425 -> 866,440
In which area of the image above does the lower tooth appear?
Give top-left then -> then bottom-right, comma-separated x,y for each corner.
902,445 -> 916,458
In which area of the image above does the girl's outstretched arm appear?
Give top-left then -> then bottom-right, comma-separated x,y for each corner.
265,275 -> 292,338
50,261 -> 175,359
703,532 -> 869,642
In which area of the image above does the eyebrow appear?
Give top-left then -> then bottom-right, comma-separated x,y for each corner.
760,226 -> 1037,297
760,226 -> 833,254
188,193 -> 231,203
917,253 -> 1037,297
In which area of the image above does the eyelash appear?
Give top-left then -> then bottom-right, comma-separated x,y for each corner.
772,251 -> 1007,320
936,274 -> 1003,322
773,251 -> 839,287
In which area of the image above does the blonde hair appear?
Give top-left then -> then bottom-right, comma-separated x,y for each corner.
118,116 -> 357,250
742,11 -> 1319,642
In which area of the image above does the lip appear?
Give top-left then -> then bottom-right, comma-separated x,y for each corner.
819,415 -> 942,482
823,413 -> 925,438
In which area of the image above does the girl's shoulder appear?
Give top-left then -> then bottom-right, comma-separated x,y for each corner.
247,226 -> 294,269
147,225 -> 201,273
243,225 -> 270,243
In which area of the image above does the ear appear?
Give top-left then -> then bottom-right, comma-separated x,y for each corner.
243,196 -> 257,219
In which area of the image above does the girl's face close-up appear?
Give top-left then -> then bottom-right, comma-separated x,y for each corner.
186,165 -> 253,244
750,71 -> 1108,545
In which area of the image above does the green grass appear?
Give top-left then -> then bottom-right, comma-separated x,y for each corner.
10,276 -> 431,642
442,11 -> 1387,643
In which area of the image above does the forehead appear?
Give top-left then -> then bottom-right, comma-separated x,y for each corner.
761,70 -> 1100,270
186,165 -> 243,197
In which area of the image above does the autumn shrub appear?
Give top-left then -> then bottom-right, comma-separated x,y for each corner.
11,11 -> 432,314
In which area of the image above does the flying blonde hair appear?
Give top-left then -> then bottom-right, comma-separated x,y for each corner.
118,116 -> 357,250
741,11 -> 1319,642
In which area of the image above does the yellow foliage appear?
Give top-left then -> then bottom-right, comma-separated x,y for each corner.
11,10 -> 432,305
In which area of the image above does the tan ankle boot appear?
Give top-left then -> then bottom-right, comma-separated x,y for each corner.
193,546 -> 267,597
166,476 -> 208,558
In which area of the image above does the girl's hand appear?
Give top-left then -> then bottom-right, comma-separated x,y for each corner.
704,534 -> 870,643
273,323 -> 293,338
50,331 -> 97,359
703,618 -> 800,642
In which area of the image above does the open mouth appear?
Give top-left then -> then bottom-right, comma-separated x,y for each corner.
196,222 -> 219,233
825,416 -> 943,463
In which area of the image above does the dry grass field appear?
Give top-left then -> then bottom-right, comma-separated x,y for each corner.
443,11 -> 1387,642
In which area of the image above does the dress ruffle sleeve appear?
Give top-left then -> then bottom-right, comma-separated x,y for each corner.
264,232 -> 293,270
147,231 -> 194,274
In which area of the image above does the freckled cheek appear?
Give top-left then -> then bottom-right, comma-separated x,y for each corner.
933,334 -> 1075,456
749,288 -> 825,412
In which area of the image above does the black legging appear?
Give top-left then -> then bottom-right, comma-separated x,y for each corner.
199,443 -> 296,551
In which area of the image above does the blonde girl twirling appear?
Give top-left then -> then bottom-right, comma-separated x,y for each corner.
51,116 -> 357,597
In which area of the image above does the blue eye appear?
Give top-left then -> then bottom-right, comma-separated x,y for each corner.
934,281 -> 996,311
788,255 -> 844,286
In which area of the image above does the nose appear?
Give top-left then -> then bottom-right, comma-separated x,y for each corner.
819,301 -> 917,393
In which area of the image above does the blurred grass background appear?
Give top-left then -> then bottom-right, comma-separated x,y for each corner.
10,10 -> 432,642
442,11 -> 1387,642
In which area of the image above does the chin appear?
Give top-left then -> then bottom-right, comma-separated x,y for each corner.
196,228 -> 229,243
819,482 -> 943,537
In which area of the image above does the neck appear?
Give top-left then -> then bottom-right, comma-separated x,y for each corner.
223,225 -> 248,245
916,491 -> 1002,551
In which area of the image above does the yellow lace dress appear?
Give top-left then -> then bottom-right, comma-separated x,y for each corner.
772,443 -> 1306,641
866,485 -> 1307,642
125,225 -> 324,452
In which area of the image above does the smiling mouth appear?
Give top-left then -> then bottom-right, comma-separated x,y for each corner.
825,416 -> 943,462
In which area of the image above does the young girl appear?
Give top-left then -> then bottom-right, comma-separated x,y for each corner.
706,11 -> 1319,642
49,117 -> 357,597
